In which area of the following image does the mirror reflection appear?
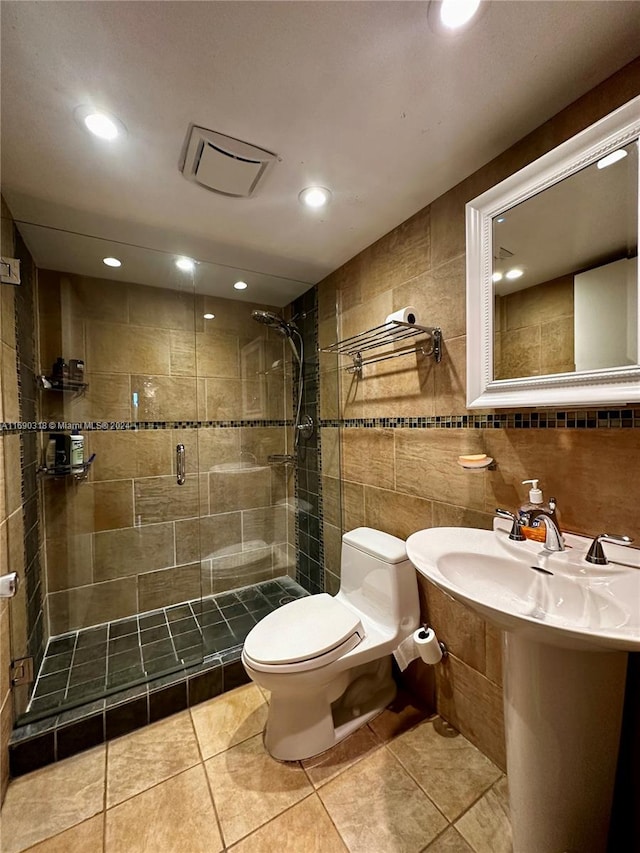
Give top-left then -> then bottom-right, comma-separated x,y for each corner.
492,140 -> 638,380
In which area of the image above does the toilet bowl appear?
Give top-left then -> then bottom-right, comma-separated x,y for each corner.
241,527 -> 420,761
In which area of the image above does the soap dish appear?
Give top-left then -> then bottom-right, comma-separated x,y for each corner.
457,454 -> 494,470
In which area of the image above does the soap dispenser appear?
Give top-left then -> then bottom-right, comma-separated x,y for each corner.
519,479 -> 560,541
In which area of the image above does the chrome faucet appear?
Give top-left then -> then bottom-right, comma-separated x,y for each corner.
533,515 -> 565,552
585,533 -> 633,565
495,508 -> 526,541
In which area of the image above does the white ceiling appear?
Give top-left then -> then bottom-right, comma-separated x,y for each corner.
1,1 -> 640,305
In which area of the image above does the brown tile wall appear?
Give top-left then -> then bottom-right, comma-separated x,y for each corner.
38,271 -> 295,634
1,197 -> 46,803
495,274 -> 575,379
317,58 -> 640,770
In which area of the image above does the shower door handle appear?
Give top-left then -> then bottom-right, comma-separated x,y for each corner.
176,444 -> 186,485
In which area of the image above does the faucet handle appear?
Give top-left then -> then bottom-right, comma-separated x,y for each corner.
585,533 -> 633,565
495,508 -> 526,542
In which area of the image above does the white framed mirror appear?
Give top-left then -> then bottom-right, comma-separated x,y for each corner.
466,95 -> 640,408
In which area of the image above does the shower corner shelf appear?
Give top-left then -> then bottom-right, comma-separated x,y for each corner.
38,456 -> 95,482
38,375 -> 88,396
320,321 -> 442,374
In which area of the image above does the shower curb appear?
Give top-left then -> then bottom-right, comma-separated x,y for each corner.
8,649 -> 249,776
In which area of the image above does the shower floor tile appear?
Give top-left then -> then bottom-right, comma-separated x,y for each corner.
23,576 -> 308,724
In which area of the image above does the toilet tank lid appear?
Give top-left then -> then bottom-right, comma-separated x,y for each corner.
342,528 -> 407,564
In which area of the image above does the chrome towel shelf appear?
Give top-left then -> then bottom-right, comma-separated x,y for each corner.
320,321 -> 442,374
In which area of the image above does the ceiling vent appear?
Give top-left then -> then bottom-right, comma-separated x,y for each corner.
180,125 -> 277,198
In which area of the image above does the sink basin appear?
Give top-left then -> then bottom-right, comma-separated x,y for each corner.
406,521 -> 640,852
406,524 -> 640,652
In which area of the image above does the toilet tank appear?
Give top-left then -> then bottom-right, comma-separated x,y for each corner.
337,528 -> 419,635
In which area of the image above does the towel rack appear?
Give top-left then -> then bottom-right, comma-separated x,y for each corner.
320,321 -> 442,374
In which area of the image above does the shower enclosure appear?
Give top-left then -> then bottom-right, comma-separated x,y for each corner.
6,221 -> 317,727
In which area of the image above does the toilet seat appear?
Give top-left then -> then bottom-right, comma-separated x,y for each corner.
243,593 -> 364,673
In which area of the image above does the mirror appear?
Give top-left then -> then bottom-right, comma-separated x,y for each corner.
466,96 -> 640,408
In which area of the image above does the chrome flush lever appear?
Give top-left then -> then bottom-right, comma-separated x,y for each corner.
176,444 -> 186,485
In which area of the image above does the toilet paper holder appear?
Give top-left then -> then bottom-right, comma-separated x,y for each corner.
419,625 -> 448,660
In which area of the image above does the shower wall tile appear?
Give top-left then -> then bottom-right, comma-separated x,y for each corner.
209,548 -> 274,594
242,505 -> 287,546
134,475 -> 200,524
128,284 -> 195,331
209,467 -> 272,514
47,270 -> 129,323
40,373 -> 132,423
195,332 -> 240,378
90,430 -> 172,481
45,534 -> 93,592
205,377 -> 246,420
131,375 -> 198,422
175,513 -> 242,564
1,342 -> 19,421
93,523 -> 175,581
87,322 -> 171,375
48,578 -> 138,634
0,277 -> 16,351
43,479 -> 134,536
239,426 -> 286,461
3,434 -> 21,516
1,218 -> 45,748
169,330 -> 196,376
138,562 -> 201,612
196,427 -> 241,471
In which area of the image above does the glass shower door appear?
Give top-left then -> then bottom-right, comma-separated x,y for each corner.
13,227 -> 205,722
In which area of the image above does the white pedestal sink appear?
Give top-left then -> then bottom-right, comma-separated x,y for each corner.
406,522 -> 640,853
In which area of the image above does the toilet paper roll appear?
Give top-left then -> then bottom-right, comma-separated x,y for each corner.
392,628 -> 443,671
415,627 -> 443,665
385,306 -> 419,326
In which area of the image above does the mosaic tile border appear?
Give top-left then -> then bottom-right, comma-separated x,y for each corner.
320,409 -> 640,429
4,410 -> 640,434
0,418 -> 294,434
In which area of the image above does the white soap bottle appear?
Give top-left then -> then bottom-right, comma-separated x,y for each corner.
519,478 -> 560,536
70,431 -> 85,474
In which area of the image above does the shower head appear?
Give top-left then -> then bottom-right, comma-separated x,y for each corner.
251,309 -> 302,367
251,310 -> 292,337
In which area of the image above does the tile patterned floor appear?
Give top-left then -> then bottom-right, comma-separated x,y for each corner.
1,684 -> 512,853
25,578 -> 307,721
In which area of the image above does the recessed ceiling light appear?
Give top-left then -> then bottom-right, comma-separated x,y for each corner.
440,0 -> 482,29
103,257 -> 122,268
496,217 -> 506,223
299,186 -> 332,209
75,106 -> 126,140
203,313 -> 215,320
175,257 -> 195,272
597,149 -> 628,170
428,0 -> 485,35
85,113 -> 119,139
492,272 -> 503,282
233,281 -> 248,290
505,268 -> 524,280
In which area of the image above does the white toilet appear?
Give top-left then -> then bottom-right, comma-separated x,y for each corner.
241,527 -> 420,761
